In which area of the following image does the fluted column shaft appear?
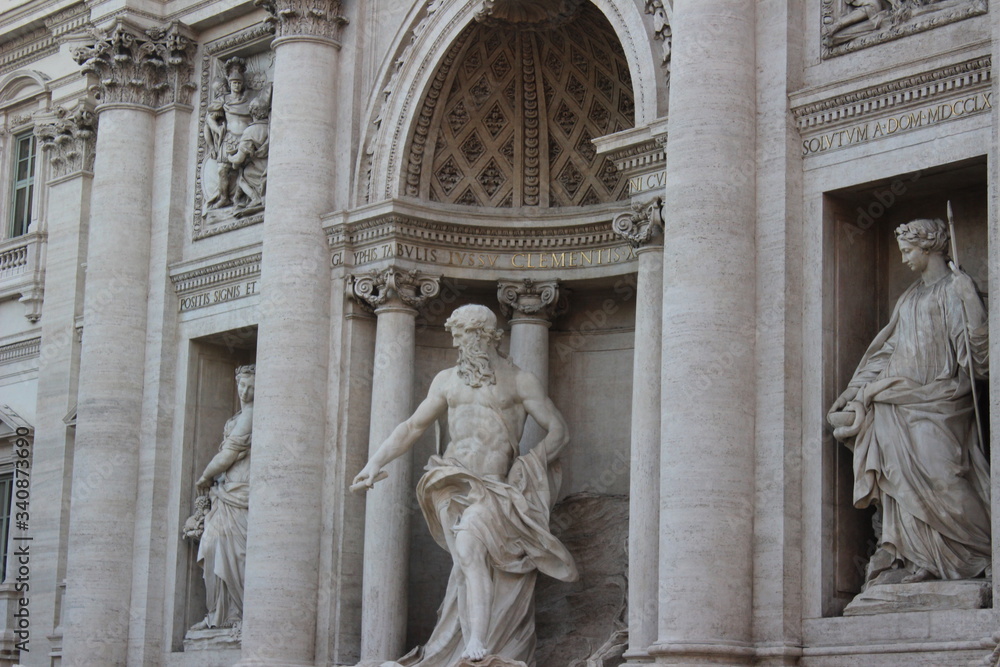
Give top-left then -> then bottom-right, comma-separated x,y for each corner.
236,18 -> 340,666
653,1 -> 757,665
498,280 -> 561,454
61,104 -> 154,667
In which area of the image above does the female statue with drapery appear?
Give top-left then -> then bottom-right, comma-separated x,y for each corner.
830,218 -> 990,586
186,364 -> 255,630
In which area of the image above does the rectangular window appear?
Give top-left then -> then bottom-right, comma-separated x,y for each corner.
0,472 -> 11,580
9,132 -> 36,238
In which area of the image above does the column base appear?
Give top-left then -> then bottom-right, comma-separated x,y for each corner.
621,647 -> 655,665
648,640 -> 754,666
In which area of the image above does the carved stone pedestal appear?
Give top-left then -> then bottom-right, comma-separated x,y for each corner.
183,627 -> 241,651
844,579 -> 992,616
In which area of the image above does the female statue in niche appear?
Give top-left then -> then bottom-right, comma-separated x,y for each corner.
189,364 -> 255,631
829,218 -> 990,586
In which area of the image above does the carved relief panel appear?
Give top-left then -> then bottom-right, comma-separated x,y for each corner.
821,0 -> 988,58
193,26 -> 275,240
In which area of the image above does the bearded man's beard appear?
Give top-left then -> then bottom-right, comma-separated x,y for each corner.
456,338 -> 495,388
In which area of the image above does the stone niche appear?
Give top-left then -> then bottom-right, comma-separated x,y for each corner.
822,157 -> 990,616
402,282 -> 634,658
172,329 -> 256,658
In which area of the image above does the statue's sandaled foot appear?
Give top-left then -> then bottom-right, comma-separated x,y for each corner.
462,637 -> 487,661
901,567 -> 936,584
189,618 -> 211,631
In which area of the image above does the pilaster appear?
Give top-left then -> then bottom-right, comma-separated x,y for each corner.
21,102 -> 95,667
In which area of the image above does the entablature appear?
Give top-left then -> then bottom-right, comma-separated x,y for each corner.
792,53 -> 992,158
325,198 -> 639,282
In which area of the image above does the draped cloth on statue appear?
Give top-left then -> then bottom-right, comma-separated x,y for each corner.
844,274 -> 990,579
384,448 -> 577,667
197,420 -> 251,628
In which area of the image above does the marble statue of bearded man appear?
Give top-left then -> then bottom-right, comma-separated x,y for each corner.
830,218 -> 990,584
353,304 -> 578,665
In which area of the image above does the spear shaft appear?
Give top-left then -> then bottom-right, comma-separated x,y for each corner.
947,201 -> 985,452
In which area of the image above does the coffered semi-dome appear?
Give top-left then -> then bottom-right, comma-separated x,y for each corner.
403,2 -> 635,208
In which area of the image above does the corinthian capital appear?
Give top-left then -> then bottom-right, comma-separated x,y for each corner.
34,103 -> 97,178
71,19 -> 196,109
497,279 -> 565,321
349,268 -> 440,312
612,196 -> 663,249
255,0 -> 348,42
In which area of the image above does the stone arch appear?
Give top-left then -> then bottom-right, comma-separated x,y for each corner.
357,0 -> 661,205
0,70 -> 50,104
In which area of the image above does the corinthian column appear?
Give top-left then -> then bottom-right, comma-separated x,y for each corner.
651,1 -> 757,665
350,268 -> 441,662
497,279 -> 563,455
236,2 -> 345,665
612,199 -> 663,665
60,21 -> 194,667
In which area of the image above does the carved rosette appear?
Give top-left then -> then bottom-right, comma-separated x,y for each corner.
349,268 -> 441,312
612,196 -> 663,249
71,19 -> 197,109
497,279 -> 565,322
34,104 -> 98,178
255,0 -> 348,42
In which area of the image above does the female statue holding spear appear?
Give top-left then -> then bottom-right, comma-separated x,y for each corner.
830,215 -> 990,584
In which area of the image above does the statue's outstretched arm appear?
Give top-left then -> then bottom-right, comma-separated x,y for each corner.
352,371 -> 449,492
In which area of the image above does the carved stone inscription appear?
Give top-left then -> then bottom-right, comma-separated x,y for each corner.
802,92 -> 992,156
335,241 -> 637,270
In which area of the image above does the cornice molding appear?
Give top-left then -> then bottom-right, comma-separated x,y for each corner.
0,337 -> 40,365
792,55 -> 991,133
328,213 -> 621,253
171,252 -> 262,296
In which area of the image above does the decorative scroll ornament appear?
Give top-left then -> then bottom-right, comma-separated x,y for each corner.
349,268 -> 441,310
497,279 -> 566,320
34,103 -> 97,178
474,0 -> 585,30
71,19 -> 197,109
612,196 -> 663,249
644,0 -> 672,72
255,0 -> 348,42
